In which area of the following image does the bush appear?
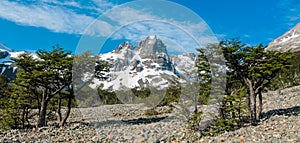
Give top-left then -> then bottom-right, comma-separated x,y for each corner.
97,86 -> 181,106
206,87 -> 249,136
144,108 -> 159,116
159,86 -> 181,106
98,88 -> 122,105
188,110 -> 203,130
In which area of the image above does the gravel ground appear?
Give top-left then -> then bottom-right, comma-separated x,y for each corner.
0,86 -> 299,142
176,86 -> 300,143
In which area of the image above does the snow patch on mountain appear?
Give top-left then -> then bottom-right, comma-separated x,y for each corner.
90,36 -> 196,90
266,22 -> 300,53
279,30 -> 300,43
0,43 -> 38,80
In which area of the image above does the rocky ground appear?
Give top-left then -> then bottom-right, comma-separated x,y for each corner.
190,86 -> 300,143
0,86 -> 299,142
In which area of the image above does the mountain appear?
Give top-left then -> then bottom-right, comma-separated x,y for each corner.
90,36 -> 196,90
0,43 -> 28,80
266,22 -> 300,55
0,49 -> 38,80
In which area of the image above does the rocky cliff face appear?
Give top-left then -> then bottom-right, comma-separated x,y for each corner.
137,36 -> 168,58
0,43 -> 32,80
92,36 -> 196,90
0,44 -> 17,80
266,22 -> 300,54
100,36 -> 177,74
135,36 -> 174,72
103,41 -> 134,72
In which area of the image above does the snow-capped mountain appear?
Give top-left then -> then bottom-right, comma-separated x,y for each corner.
0,43 -> 23,80
90,36 -> 196,90
266,22 -> 300,54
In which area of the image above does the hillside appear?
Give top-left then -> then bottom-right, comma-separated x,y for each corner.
0,85 -> 298,142
266,22 -> 300,58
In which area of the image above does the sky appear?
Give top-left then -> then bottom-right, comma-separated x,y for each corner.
0,0 -> 300,54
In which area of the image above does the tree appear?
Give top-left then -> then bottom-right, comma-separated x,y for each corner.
12,46 -> 72,127
187,43 -> 227,131
0,74 -> 8,98
0,82 -> 36,129
270,54 -> 300,89
73,51 -> 110,107
221,39 -> 293,123
195,48 -> 212,105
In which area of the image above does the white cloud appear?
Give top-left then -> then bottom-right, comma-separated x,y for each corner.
0,0 -> 96,34
243,34 -> 250,38
277,0 -> 300,27
105,7 -> 157,25
108,20 -> 216,54
0,0 -> 220,54
85,20 -> 115,37
92,0 -> 115,12
287,16 -> 300,22
40,0 -> 82,8
0,0 -> 117,35
215,34 -> 227,40
39,0 -> 114,13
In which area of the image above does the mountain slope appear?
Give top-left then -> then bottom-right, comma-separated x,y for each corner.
266,22 -> 300,54
90,36 -> 196,90
0,43 -> 20,79
0,43 -> 33,80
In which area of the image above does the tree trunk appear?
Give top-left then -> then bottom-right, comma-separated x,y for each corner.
238,101 -> 242,126
37,91 -> 49,127
257,91 -> 263,120
25,107 -> 30,126
22,107 -> 26,128
194,93 -> 198,114
57,96 -> 62,122
32,89 -> 41,114
249,87 -> 257,124
59,94 -> 73,127
36,94 -> 41,115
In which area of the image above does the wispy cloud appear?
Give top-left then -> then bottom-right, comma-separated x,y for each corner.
0,0 -> 220,53
0,0 -> 97,34
277,0 -> 300,27
84,1 -> 218,54
105,17 -> 217,53
243,34 -> 250,38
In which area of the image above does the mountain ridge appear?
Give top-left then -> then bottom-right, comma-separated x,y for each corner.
266,22 -> 300,53
91,36 -> 196,90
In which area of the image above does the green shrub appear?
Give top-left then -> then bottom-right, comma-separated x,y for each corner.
159,86 -> 181,106
98,88 -> 122,105
206,87 -> 249,136
188,110 -> 203,130
144,108 -> 159,116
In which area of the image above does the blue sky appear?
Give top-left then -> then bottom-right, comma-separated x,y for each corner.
0,0 -> 299,54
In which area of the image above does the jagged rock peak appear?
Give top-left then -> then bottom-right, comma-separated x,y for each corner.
137,35 -> 168,59
114,41 -> 134,54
